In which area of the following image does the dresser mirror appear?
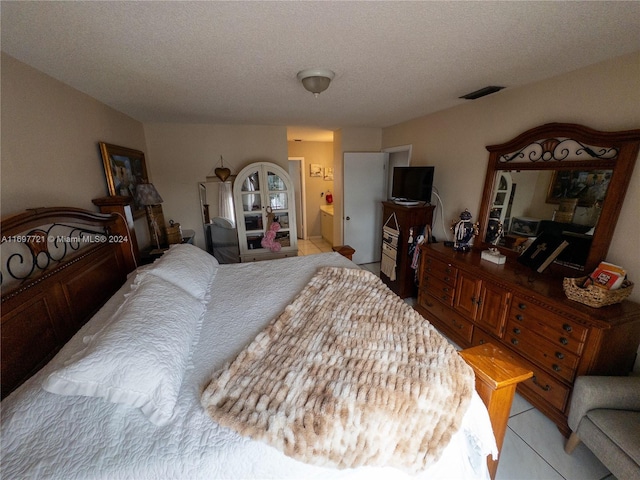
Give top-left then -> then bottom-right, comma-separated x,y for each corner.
475,123 -> 640,275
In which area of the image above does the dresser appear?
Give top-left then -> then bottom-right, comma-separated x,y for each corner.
380,202 -> 434,298
415,243 -> 640,435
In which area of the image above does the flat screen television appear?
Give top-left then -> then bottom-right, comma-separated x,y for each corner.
391,166 -> 434,203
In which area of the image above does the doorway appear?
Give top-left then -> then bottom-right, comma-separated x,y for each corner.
288,157 -> 306,239
343,152 -> 388,264
384,145 -> 412,198
342,145 -> 411,265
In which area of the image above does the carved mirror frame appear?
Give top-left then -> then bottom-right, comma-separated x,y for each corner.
476,123 -> 640,276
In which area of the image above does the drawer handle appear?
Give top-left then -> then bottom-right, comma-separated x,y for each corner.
472,296 -> 483,306
532,376 -> 551,391
512,327 -> 521,335
441,295 -> 449,302
445,268 -> 452,274
444,276 -> 451,282
555,351 -> 565,360
511,338 -> 519,346
518,303 -> 527,310
451,319 -> 464,330
427,267 -> 433,273
560,337 -> 569,345
515,314 -> 524,321
479,339 -> 486,345
552,364 -> 561,372
442,287 -> 450,293
562,323 -> 573,332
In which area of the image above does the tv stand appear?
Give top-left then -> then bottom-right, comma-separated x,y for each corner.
380,201 -> 435,298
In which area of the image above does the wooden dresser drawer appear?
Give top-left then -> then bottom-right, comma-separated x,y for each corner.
420,294 -> 473,343
520,361 -> 571,413
423,256 -> 457,285
505,320 -> 579,383
509,297 -> 587,355
423,277 -> 455,306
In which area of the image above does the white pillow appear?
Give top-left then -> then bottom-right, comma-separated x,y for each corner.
42,275 -> 205,426
146,243 -> 218,299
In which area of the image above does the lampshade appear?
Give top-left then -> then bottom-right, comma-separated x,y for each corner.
297,69 -> 335,97
135,183 -> 163,206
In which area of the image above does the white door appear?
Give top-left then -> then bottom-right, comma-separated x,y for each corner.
343,152 -> 388,264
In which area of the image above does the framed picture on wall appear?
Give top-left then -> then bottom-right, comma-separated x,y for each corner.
310,164 -> 322,177
99,142 -> 149,218
324,167 -> 334,180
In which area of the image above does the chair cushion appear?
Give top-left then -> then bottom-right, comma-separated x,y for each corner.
579,409 -> 640,478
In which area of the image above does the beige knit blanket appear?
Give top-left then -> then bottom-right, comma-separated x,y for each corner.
201,267 -> 474,473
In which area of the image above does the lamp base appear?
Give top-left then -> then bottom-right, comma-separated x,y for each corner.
144,204 -> 167,248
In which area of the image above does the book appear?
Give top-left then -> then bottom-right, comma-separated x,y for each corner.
583,262 -> 626,290
517,232 -> 570,273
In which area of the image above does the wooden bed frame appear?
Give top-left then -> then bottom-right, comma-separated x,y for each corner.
1,206 -> 530,479
1,207 -> 137,399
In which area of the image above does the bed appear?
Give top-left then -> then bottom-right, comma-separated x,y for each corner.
1,207 -> 500,479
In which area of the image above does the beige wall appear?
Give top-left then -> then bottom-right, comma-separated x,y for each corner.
287,141 -> 334,238
382,52 -> 640,304
143,123 -> 288,250
1,53 -> 150,246
1,53 -> 148,213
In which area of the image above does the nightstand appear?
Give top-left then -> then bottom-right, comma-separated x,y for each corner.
139,229 -> 196,265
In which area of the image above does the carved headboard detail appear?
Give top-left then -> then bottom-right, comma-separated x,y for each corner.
1,207 -> 137,398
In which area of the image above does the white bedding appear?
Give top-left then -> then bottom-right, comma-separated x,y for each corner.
1,252 -> 497,479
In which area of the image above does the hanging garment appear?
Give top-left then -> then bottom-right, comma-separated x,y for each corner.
381,213 -> 400,281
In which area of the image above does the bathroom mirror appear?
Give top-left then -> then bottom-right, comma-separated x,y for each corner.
475,123 -> 640,275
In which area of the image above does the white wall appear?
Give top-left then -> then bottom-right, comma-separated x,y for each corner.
143,123 -> 288,250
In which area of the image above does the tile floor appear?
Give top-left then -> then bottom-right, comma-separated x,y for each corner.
297,237 -> 335,256
298,241 -> 616,480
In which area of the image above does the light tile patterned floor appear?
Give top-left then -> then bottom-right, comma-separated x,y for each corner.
297,237 -> 334,256
296,244 -> 615,480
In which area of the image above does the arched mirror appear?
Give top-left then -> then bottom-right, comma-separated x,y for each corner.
476,123 -> 640,275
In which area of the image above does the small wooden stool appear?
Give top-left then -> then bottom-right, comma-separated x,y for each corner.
332,245 -> 355,261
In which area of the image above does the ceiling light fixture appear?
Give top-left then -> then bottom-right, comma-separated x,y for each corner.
297,69 -> 335,97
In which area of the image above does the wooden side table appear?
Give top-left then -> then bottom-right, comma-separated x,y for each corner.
460,343 -> 533,479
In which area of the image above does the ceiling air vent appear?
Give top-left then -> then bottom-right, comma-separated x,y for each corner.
459,86 -> 505,100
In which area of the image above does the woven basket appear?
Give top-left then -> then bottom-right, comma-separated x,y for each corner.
563,276 -> 634,308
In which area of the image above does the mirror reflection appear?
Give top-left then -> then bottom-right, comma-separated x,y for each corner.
486,168 -> 611,270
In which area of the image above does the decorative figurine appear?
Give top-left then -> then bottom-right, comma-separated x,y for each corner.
485,209 -> 504,246
451,209 -> 479,252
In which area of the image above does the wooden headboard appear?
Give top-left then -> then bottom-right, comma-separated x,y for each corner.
1,207 -> 137,398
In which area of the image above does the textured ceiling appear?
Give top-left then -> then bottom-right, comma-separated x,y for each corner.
2,1 -> 639,142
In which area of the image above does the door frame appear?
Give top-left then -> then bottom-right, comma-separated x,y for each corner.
382,144 -> 412,199
288,157 -> 307,240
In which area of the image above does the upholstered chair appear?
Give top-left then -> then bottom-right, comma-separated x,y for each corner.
565,375 -> 640,480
